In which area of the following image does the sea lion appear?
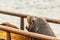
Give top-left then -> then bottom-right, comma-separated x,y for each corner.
26,16 -> 56,40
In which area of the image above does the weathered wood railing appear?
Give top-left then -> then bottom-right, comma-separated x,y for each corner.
0,25 -> 60,40
0,10 -> 60,40
0,10 -> 60,24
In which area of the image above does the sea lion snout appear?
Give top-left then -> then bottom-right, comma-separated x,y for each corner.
25,24 -> 30,30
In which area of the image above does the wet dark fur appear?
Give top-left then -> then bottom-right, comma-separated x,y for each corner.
26,17 -> 56,40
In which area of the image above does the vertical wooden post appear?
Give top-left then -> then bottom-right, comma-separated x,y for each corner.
6,32 -> 11,40
20,17 -> 24,30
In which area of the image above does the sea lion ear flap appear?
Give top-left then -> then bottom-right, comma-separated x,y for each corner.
27,16 -> 31,24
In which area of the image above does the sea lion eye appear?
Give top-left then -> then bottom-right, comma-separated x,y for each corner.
32,20 -> 34,22
31,19 -> 35,24
31,17 -> 36,23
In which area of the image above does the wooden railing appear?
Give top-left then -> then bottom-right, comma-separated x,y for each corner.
0,10 -> 26,40
0,10 -> 60,40
0,10 -> 60,24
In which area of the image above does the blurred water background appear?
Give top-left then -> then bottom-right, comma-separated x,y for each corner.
0,0 -> 60,37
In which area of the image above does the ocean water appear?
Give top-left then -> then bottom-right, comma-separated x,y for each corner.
0,0 -> 60,37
